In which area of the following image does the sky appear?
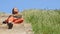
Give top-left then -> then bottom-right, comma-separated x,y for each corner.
0,0 -> 60,13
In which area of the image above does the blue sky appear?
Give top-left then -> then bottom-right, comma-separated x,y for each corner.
0,0 -> 60,13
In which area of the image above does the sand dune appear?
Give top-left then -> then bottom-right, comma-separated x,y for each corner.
0,14 -> 33,34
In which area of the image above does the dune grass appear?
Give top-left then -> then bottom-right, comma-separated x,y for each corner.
22,9 -> 60,34
0,10 -> 60,34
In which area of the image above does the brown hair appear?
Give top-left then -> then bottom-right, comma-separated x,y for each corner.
12,8 -> 19,14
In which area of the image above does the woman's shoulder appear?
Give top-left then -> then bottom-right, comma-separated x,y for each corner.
8,14 -> 14,17
17,13 -> 22,16
18,13 -> 22,15
8,13 -> 23,17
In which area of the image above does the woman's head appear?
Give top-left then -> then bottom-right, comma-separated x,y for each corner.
12,8 -> 19,14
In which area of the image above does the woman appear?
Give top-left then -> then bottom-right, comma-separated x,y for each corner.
3,8 -> 24,29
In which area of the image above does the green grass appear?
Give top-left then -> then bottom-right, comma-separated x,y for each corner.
0,10 -> 60,34
22,9 -> 60,34
22,10 -> 60,34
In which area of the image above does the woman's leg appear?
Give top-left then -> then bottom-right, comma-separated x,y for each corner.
14,18 -> 24,24
7,23 -> 13,29
7,16 -> 14,29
